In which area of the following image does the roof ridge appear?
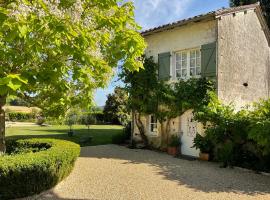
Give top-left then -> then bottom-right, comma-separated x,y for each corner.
141,3 -> 260,36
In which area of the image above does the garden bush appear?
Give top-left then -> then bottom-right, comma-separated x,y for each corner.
7,111 -> 34,122
0,139 -> 80,200
112,132 -> 129,144
194,93 -> 270,172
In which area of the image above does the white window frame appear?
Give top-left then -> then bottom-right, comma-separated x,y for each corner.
149,115 -> 158,135
174,48 -> 201,80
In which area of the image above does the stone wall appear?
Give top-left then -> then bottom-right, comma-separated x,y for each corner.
217,9 -> 270,109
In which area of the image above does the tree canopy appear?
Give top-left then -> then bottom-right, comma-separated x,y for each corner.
121,57 -> 213,148
103,86 -> 130,126
0,0 -> 146,153
0,0 -> 146,115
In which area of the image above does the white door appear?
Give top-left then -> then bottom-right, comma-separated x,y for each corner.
180,110 -> 200,157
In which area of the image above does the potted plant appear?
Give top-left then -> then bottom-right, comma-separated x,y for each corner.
167,135 -> 181,156
193,134 -> 212,161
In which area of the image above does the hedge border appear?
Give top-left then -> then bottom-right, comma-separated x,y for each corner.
0,138 -> 80,200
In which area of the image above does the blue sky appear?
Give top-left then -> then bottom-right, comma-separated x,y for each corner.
94,0 -> 229,106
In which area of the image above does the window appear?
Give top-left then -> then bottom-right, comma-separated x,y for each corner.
175,48 -> 201,79
149,115 -> 157,134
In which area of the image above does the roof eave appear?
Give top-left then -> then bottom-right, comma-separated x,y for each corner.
141,13 -> 215,37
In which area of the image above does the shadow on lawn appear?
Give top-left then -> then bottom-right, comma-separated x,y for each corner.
79,145 -> 270,196
7,128 -> 122,146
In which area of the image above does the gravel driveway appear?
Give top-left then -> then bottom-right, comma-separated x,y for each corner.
26,145 -> 270,200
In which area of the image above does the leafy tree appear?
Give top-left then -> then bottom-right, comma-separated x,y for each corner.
0,0 -> 146,153
249,99 -> 270,155
103,87 -> 130,125
230,0 -> 270,27
65,110 -> 79,135
121,57 -> 159,146
82,113 -> 96,133
121,56 -> 213,148
156,78 -> 213,149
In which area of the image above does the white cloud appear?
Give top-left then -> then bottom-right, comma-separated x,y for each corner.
133,0 -> 194,30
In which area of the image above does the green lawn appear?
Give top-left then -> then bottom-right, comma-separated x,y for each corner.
6,125 -> 123,146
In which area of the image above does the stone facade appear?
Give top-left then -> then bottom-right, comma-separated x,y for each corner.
217,9 -> 270,109
133,4 -> 270,155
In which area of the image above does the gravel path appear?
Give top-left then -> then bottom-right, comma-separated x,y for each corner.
26,145 -> 270,200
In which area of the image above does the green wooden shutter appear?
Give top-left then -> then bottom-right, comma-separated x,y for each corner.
201,42 -> 217,77
158,52 -> 171,80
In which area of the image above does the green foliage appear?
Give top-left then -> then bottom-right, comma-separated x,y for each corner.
112,122 -> 131,144
121,56 -> 215,147
155,78 -> 214,123
81,113 -> 96,127
0,0 -> 146,117
7,97 -> 29,106
168,135 -> 181,147
7,111 -> 34,122
248,99 -> 270,155
121,56 -> 160,115
192,134 -> 213,153
0,139 -> 80,200
36,116 -> 45,125
65,110 -> 79,128
103,87 -> 130,125
112,133 -> 128,144
194,93 -> 270,171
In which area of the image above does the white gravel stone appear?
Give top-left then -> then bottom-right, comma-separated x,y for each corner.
24,145 -> 270,200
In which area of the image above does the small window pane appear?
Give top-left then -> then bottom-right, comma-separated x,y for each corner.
176,53 -> 181,61
190,68 -> 195,76
182,69 -> 187,77
196,50 -> 200,58
196,67 -> 201,75
182,60 -> 187,68
176,70 -> 181,78
190,59 -> 195,68
176,62 -> 181,70
182,52 -> 187,59
151,115 -> 156,123
190,51 -> 196,59
196,57 -> 201,67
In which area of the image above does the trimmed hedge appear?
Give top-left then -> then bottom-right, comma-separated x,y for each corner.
7,112 -> 34,122
0,139 -> 80,200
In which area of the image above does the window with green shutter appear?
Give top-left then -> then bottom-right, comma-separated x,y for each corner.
158,52 -> 171,80
201,42 -> 217,78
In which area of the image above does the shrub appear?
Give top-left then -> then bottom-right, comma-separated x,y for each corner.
194,94 -> 270,171
123,122 -> 131,139
36,116 -> 46,125
112,133 -> 129,144
0,139 -> 80,200
168,135 -> 181,147
8,112 -> 34,122
81,113 -> 96,130
192,134 -> 213,153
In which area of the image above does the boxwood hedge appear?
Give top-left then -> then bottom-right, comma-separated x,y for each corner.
0,139 -> 80,200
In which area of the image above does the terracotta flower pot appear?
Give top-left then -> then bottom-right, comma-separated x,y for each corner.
167,147 -> 179,156
199,152 -> 209,161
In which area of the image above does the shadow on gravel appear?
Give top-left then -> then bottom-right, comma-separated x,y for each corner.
80,145 -> 270,196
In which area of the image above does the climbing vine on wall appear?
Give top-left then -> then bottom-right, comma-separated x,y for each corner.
121,56 -> 214,148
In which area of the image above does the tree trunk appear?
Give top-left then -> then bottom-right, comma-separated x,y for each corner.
165,119 -> 172,147
130,111 -> 135,145
0,95 -> 6,154
160,119 -> 172,150
134,112 -> 148,147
